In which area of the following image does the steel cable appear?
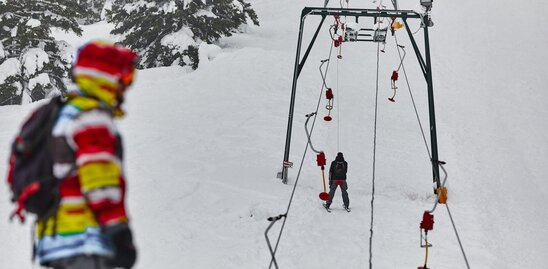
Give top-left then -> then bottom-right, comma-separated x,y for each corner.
368,41 -> 381,269
267,44 -> 335,269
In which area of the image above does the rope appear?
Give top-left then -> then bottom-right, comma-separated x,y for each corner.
267,140 -> 306,269
445,203 -> 471,269
368,41 -> 381,269
426,164 -> 469,268
412,13 -> 425,35
267,43 -> 335,269
336,52 -> 340,152
428,163 -> 447,212
393,34 -> 431,160
392,33 -> 471,269
429,167 -> 470,269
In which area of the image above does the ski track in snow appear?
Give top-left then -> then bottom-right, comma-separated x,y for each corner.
1,0 -> 548,268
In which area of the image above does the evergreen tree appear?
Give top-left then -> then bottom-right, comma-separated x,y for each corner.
107,0 -> 259,70
0,0 -> 83,105
77,0 -> 107,24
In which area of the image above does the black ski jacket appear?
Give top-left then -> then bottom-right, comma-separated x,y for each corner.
329,155 -> 348,180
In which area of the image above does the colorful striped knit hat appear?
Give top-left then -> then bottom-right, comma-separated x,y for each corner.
73,41 -> 138,107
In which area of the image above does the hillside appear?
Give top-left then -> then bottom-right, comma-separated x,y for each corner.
1,0 -> 547,268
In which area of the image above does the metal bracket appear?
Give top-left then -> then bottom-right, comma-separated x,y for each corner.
344,27 -> 387,43
265,214 -> 287,269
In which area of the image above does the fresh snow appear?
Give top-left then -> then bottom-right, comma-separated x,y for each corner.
1,0 -> 548,268
21,48 -> 49,76
194,9 -> 217,18
161,1 -> 177,13
25,19 -> 41,28
160,27 -> 195,52
51,21 -> 117,55
123,1 -> 156,14
232,0 -> 244,11
101,0 -> 113,20
0,58 -> 20,84
0,42 -> 4,59
28,73 -> 51,90
10,26 -> 17,37
198,43 -> 221,65
55,40 -> 73,64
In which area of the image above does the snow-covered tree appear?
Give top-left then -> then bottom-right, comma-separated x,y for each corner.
77,0 -> 107,24
0,0 -> 82,105
107,0 -> 259,70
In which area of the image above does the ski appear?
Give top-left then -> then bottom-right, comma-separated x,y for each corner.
323,203 -> 331,213
343,204 -> 351,212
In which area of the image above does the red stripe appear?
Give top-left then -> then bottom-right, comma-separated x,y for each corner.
66,208 -> 86,215
6,153 -> 15,185
58,176 -> 83,197
76,43 -> 137,77
73,126 -> 116,159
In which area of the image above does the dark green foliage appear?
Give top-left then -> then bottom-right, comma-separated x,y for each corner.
0,73 -> 22,106
77,0 -> 107,25
108,0 -> 259,69
0,0 -> 83,105
187,0 -> 259,43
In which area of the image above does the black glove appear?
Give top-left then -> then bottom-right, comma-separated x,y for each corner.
104,223 -> 137,268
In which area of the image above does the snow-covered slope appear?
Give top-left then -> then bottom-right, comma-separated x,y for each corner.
1,0 -> 547,268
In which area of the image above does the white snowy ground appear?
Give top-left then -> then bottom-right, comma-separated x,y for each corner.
1,0 -> 548,268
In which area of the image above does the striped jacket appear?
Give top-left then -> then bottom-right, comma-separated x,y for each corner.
36,95 -> 129,265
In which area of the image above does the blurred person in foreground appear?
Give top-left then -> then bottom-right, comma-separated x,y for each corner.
36,41 -> 137,269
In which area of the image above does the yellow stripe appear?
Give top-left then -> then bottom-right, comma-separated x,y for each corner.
79,162 -> 121,192
68,95 -> 100,111
75,76 -> 118,107
37,203 -> 98,236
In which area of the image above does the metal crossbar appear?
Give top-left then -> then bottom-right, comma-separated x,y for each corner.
279,6 -> 442,190
302,7 -> 421,19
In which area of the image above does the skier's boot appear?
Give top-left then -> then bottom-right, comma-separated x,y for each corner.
344,204 -> 351,212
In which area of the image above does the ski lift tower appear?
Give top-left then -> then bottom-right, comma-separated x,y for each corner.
278,1 -> 442,189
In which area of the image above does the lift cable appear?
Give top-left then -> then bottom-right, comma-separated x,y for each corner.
336,54 -> 341,152
393,34 -> 431,160
445,202 -> 471,269
412,13 -> 425,35
425,164 -> 471,269
267,44 -> 335,269
368,41 -> 382,269
393,32 -> 471,269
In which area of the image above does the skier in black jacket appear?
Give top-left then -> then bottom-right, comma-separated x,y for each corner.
325,152 -> 350,211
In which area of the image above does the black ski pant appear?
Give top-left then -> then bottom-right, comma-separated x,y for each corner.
326,180 -> 349,208
46,255 -> 113,269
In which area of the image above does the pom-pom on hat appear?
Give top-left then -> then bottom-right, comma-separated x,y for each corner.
72,40 -> 138,107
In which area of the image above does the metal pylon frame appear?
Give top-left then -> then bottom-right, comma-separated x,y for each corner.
278,7 -> 442,189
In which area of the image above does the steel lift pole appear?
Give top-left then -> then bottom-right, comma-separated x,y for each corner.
278,7 -> 441,189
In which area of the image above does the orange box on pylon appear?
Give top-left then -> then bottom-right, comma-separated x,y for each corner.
437,186 -> 448,204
